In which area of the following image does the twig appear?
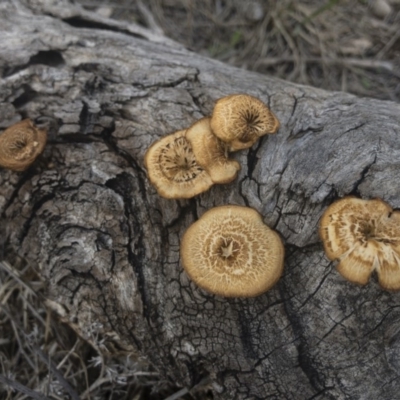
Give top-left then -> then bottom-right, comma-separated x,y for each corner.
56,339 -> 79,370
10,319 -> 37,372
31,344 -> 81,400
271,12 -> 302,81
23,293 -> 47,328
0,373 -> 52,400
162,387 -> 189,400
80,369 -> 159,399
0,261 -> 36,297
80,376 -> 111,399
298,0 -> 341,26
341,67 -> 348,93
137,0 -> 164,35
2,305 -> 81,400
256,56 -> 399,75
376,29 -> 400,59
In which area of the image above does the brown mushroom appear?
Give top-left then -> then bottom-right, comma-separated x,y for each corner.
319,197 -> 400,290
180,205 -> 284,297
210,94 -> 280,151
185,117 -> 241,184
0,119 -> 47,171
144,130 -> 213,199
373,211 -> 400,290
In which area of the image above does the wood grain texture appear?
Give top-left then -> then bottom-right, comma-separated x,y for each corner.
1,1 -> 400,399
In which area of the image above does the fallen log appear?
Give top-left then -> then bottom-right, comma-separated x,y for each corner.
1,1 -> 400,399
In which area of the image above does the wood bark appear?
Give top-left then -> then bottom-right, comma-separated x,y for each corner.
1,1 -> 400,398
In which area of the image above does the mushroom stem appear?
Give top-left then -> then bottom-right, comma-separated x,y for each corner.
185,117 -> 240,184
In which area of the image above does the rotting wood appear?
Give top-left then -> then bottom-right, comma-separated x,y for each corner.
1,1 -> 400,399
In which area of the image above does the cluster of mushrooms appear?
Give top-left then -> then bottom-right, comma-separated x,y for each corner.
143,93 -> 400,296
1,94 -> 400,297
144,94 -> 280,199
144,94 -> 284,297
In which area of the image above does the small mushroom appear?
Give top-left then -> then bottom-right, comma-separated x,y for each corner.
185,117 -> 241,184
375,211 -> 400,290
180,205 -> 284,297
144,129 -> 213,199
0,119 -> 47,171
319,197 -> 400,290
210,94 -> 280,151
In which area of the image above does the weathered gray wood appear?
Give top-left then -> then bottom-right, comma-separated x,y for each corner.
1,1 -> 400,399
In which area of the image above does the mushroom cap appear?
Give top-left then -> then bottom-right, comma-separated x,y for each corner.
210,94 -> 280,151
185,117 -> 241,184
375,211 -> 400,290
144,130 -> 214,199
180,205 -> 284,297
0,119 -> 47,171
319,197 -> 400,289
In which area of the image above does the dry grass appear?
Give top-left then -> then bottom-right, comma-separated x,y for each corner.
2,1 -> 400,399
0,259 -> 206,399
82,0 -> 400,102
